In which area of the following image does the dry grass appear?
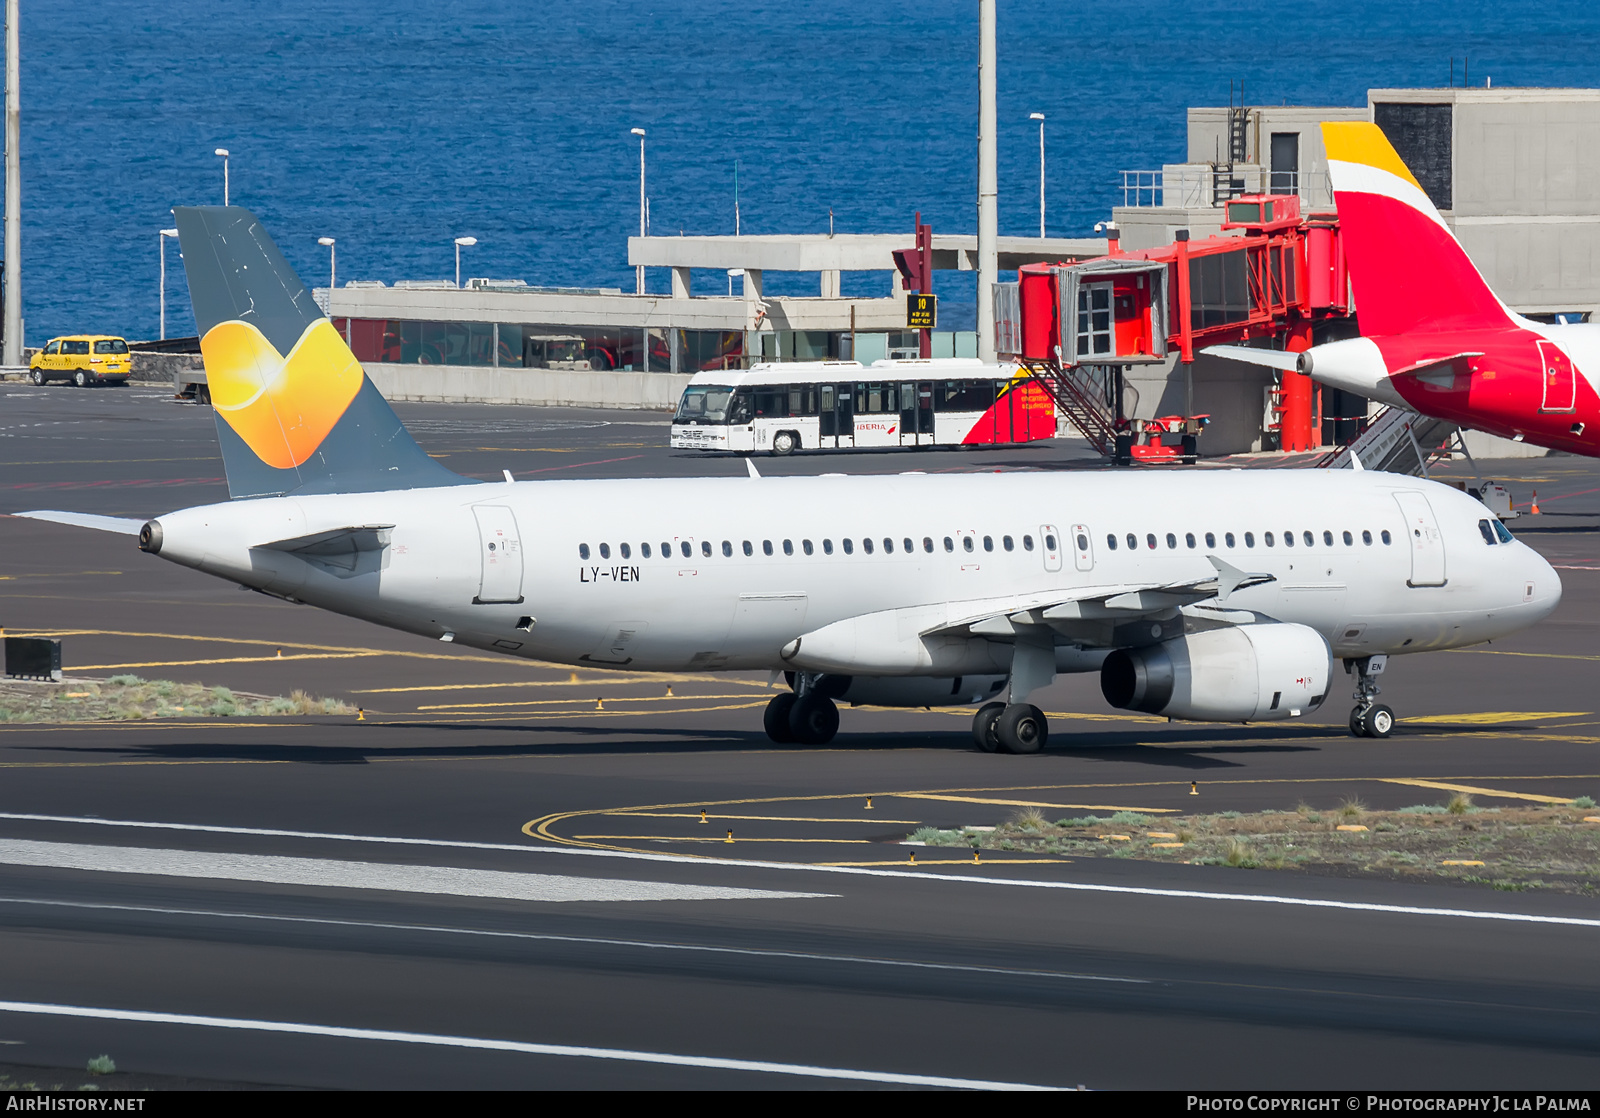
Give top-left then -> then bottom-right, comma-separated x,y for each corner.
0,675 -> 356,723
910,799 -> 1600,893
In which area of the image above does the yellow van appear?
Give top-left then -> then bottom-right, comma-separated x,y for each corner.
30,335 -> 132,386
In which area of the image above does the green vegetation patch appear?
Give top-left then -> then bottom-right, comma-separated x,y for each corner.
0,675 -> 356,723
911,801 -> 1600,894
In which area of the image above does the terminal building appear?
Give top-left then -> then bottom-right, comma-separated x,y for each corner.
319,85 -> 1600,455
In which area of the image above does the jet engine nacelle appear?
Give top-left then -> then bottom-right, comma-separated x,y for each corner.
1100,623 -> 1331,722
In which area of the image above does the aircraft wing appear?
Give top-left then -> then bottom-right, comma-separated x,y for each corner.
1201,345 -> 1303,372
934,556 -> 1275,640
781,558 -> 1276,675
13,510 -> 146,535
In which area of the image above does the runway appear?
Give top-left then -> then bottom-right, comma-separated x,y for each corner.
0,385 -> 1597,1088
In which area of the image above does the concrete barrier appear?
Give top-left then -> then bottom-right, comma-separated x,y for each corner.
364,364 -> 689,411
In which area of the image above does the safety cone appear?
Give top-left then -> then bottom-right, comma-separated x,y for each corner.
865,796 -> 874,810
699,809 -> 708,824
275,648 -> 283,659
357,708 -> 365,722
1531,490 -> 1542,514
1190,781 -> 1199,795
725,829 -> 734,844
908,850 -> 916,865
595,696 -> 604,710
973,850 -> 981,864
665,685 -> 673,697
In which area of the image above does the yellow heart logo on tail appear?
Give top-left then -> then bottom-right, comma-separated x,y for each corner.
200,318 -> 365,469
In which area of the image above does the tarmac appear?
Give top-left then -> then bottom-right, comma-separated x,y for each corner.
0,382 -> 1597,1089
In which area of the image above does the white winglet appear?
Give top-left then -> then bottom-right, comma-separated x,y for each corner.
1348,447 -> 1364,471
503,469 -> 515,483
746,458 -> 762,479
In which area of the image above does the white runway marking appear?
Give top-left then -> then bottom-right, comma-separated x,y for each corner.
0,839 -> 825,904
3,812 -> 1597,928
0,1001 -> 1057,1090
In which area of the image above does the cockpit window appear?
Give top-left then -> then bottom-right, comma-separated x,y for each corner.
1478,519 -> 1497,546
1492,519 -> 1514,544
674,385 -> 735,424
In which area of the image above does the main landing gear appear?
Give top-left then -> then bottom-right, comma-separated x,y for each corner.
1346,655 -> 1395,739
763,676 -> 840,746
972,701 -> 1049,754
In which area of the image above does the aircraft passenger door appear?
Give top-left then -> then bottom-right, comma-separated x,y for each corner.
1040,524 -> 1063,572
472,505 -> 524,603
899,382 -> 919,446
1070,524 -> 1093,571
1392,491 -> 1447,587
835,384 -> 856,447
1537,340 -> 1576,413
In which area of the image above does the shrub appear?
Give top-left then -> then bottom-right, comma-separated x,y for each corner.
1010,807 -> 1048,831
85,1056 -> 114,1076
1447,792 -> 1474,815
1573,795 -> 1595,809
1338,797 -> 1366,820
1108,811 -> 1153,826
106,675 -> 142,687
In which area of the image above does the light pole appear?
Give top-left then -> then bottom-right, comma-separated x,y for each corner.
2,0 -> 21,366
727,268 -> 743,296
159,228 -> 178,339
214,148 -> 230,205
631,127 -> 646,295
453,236 -> 476,289
318,236 -> 336,298
1030,112 -> 1046,238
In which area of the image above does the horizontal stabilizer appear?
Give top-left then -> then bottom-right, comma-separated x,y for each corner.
1203,345 -> 1303,372
14,511 -> 145,536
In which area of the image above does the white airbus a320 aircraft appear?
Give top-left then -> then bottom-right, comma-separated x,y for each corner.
23,208 -> 1561,751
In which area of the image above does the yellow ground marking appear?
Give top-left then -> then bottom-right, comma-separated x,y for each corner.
1405,711 -> 1588,725
1379,778 -> 1574,804
813,858 -> 1070,867
0,571 -> 123,580
605,812 -> 923,824
575,835 -> 871,844
1441,860 -> 1486,867
1450,649 -> 1600,663
418,693 -> 756,711
8,629 -> 535,667
72,653 -> 398,671
893,793 -> 1175,813
354,675 -> 772,694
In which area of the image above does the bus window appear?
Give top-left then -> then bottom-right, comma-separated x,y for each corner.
789,385 -> 816,415
675,385 -> 734,424
753,389 -> 788,418
728,391 -> 753,425
937,380 -> 995,412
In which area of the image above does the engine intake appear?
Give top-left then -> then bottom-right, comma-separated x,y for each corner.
1101,623 -> 1331,722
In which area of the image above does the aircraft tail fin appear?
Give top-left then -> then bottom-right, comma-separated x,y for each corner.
174,206 -> 467,499
1320,122 -> 1515,337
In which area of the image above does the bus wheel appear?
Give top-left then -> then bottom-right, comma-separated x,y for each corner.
771,430 -> 797,456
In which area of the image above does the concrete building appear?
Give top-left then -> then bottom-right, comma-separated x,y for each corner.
323,234 -> 1103,409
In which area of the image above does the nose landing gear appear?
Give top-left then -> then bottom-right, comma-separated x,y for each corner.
1345,655 -> 1394,738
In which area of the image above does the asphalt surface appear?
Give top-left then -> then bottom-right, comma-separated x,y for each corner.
0,382 -> 1597,1089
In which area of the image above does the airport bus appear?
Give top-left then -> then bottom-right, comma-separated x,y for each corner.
670,359 -> 1057,455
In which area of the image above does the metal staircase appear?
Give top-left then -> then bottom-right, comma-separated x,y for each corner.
1018,359 -> 1118,457
1318,405 -> 1460,476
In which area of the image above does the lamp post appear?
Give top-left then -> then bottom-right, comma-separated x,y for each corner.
159,228 -> 179,340
1030,112 -> 1046,239
214,148 -> 230,205
631,127 -> 646,294
318,236 -> 336,297
3,0 -> 21,366
727,268 -> 743,297
453,236 -> 476,289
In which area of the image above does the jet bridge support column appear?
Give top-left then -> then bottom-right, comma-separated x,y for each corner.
1281,325 -> 1315,452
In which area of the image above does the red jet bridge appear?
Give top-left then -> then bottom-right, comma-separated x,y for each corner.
995,195 -> 1352,462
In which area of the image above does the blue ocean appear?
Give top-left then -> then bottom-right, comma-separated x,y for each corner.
20,0 -> 1600,343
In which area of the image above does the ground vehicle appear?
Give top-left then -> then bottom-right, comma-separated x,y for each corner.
29,336 -> 132,386
670,359 -> 1057,454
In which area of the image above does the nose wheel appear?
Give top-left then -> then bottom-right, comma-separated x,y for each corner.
1345,655 -> 1395,738
763,681 -> 839,745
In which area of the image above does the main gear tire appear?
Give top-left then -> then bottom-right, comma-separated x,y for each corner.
972,702 -> 1005,752
994,703 -> 1048,755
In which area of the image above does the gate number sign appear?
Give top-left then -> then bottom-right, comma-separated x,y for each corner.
906,293 -> 937,329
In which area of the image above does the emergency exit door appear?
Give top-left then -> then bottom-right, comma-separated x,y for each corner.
472,505 -> 524,603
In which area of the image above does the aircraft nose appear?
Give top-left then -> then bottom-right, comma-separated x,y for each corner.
1522,544 -> 1562,622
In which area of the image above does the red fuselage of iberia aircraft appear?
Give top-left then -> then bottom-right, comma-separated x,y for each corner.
18,206 -> 1562,755
1213,122 -> 1600,456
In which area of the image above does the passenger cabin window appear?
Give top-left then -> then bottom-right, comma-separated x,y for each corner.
903,538 -> 914,553
864,538 -> 875,554
1146,533 -> 1157,550
1186,532 -> 1196,549
1165,533 -> 1177,549
680,541 -> 692,558
943,537 -> 954,552
1244,532 -> 1255,548
1362,530 -> 1373,546
642,542 -> 652,558
1265,532 -> 1276,547
783,539 -> 794,555
843,539 -> 854,555
963,537 -> 975,553
722,541 -> 732,557
1304,531 -> 1315,546
1205,532 -> 1216,548
1045,533 -> 1057,551
701,541 -> 712,557
1381,530 -> 1392,545
1024,535 -> 1035,551
883,538 -> 894,553
1106,534 -> 1117,550
923,537 -> 934,553
600,543 -> 611,559
763,540 -> 774,555
579,543 -> 590,560
620,543 -> 631,559
823,539 -> 833,555
1225,532 -> 1235,547
1004,535 -> 1015,551
743,541 -> 753,556
1342,531 -> 1353,546
1323,530 -> 1334,546
1125,533 -> 1136,550
661,541 -> 671,557
1076,532 -> 1089,552
982,536 -> 993,552
803,540 -> 814,555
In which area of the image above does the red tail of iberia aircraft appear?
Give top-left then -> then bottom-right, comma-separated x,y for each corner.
1214,121 -> 1600,455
